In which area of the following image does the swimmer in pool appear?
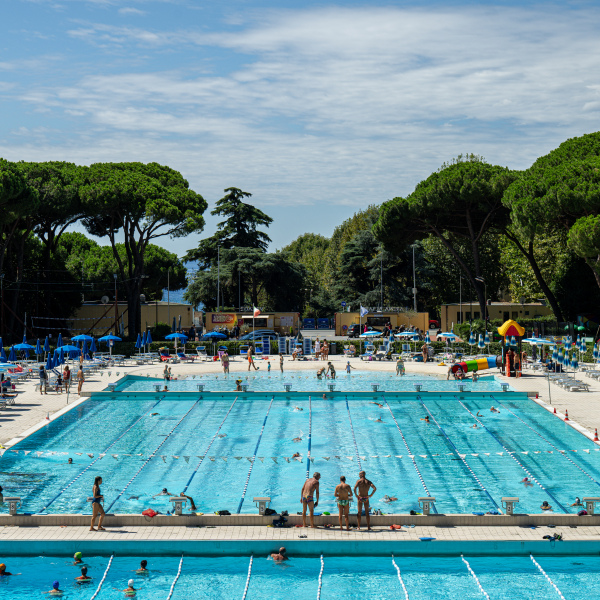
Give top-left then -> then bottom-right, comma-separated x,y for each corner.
490,406 -> 500,413
521,477 -> 533,488
179,492 -> 197,511
236,380 -> 243,392
292,452 -> 300,458
121,580 -> 137,596
0,563 -> 17,576
44,581 -> 63,595
294,406 -> 304,411
270,547 -> 288,561
476,411 -> 482,417
75,566 -> 92,583
152,488 -> 173,499
541,501 -> 552,511
472,423 -> 478,429
421,415 -> 430,423
293,436 -> 302,443
316,367 -> 326,379
382,495 -> 398,503
73,552 -> 84,565
68,458 -> 73,464
374,417 -> 382,422
151,413 -> 159,416
136,560 -> 149,574
371,402 -> 383,408
571,497 -> 583,507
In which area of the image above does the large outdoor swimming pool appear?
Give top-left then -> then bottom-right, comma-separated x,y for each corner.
1,389 -> 598,515
1,554 -> 599,599
115,370 -> 508,393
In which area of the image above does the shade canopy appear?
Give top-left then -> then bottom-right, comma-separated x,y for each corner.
71,334 -> 94,342
14,343 -> 35,350
522,337 -> 553,345
165,333 -> 188,340
497,319 -> 525,338
99,334 -> 122,342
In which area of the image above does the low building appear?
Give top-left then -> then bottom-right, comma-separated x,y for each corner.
334,310 -> 430,336
205,312 -> 301,335
440,301 -> 553,331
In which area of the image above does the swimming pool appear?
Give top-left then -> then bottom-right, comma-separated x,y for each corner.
1,391 -> 598,515
1,554 -> 599,599
114,371 -> 509,393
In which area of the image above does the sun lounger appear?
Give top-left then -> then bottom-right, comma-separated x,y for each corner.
177,352 -> 195,362
360,344 -> 376,360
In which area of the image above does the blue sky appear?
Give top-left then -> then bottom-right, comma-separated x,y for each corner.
2,0 -> 600,258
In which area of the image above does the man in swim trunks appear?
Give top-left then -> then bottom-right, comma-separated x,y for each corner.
248,344 -> 258,371
179,491 -> 197,511
270,547 -> 288,561
353,471 -> 376,531
300,472 -> 320,528
334,476 -> 353,531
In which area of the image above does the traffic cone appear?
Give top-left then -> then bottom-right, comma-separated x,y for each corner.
564,410 -> 569,421
594,428 -> 599,442
554,407 -> 557,414
46,412 -> 50,420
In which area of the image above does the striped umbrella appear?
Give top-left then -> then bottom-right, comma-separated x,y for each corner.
572,354 -> 579,371
478,334 -> 485,351
557,347 -> 564,365
509,336 -> 517,347
593,344 -> 598,363
468,331 -> 476,346
424,331 -> 431,344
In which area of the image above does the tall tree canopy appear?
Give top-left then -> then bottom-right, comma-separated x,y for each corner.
80,162 -> 206,337
374,156 -> 516,315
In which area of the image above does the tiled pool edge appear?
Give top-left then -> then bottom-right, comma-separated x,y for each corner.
2,539 -> 600,557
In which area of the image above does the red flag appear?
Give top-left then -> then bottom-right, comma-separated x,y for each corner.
253,306 -> 261,317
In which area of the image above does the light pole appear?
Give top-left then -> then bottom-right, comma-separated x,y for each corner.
380,247 -> 383,310
217,245 -> 220,313
113,274 -> 118,336
475,276 -> 487,332
0,273 -> 4,339
412,245 -> 417,312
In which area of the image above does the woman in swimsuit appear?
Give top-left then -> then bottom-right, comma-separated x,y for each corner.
326,362 -> 336,380
90,476 -> 105,531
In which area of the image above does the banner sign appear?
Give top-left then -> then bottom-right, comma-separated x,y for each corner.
211,313 -> 237,325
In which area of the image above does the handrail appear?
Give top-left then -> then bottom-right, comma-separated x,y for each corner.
40,398 -> 163,513
182,396 -> 239,494
530,554 -> 566,600
457,397 -> 568,513
89,554 -> 114,600
241,555 -> 253,600
316,554 -> 325,600
237,397 -> 275,513
461,554 -> 490,599
391,555 -> 409,599
165,554 -> 184,600
384,397 -> 437,513
417,395 -> 501,513
106,400 -> 199,512
345,396 -> 362,470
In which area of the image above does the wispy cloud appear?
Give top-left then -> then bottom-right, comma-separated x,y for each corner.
118,7 -> 145,16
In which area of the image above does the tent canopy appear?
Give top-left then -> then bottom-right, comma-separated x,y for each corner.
497,319 -> 525,338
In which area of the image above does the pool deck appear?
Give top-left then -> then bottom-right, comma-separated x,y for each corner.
3,354 -> 600,549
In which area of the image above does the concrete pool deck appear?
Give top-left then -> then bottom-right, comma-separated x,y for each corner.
3,354 -> 600,548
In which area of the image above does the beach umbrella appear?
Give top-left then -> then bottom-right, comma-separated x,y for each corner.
8,346 -> 16,362
484,331 -> 490,351
201,331 -> 227,340
22,334 -> 28,344
478,334 -> 485,351
82,340 -> 89,360
572,355 -> 579,371
35,338 -> 42,358
14,343 -> 35,350
0,345 -> 6,363
141,331 -> 147,353
57,347 -> 65,365
468,331 -> 476,346
57,333 -> 63,348
72,334 -> 93,343
90,337 -> 97,354
45,353 -> 54,370
166,331 -> 187,352
593,345 -> 598,363
135,333 -> 142,354
424,331 -> 431,344
98,334 -> 121,357
44,336 -> 50,354
552,346 -> 558,362
360,331 -> 382,338
557,348 -> 564,365
146,329 -> 152,349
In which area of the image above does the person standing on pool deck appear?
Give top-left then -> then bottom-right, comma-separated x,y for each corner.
247,345 -> 258,371
77,366 -> 85,396
280,353 -> 284,372
354,471 -> 376,531
90,476 -> 105,531
300,472 -> 320,528
334,476 -> 353,531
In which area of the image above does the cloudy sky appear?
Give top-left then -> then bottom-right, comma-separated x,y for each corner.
2,0 -> 599,256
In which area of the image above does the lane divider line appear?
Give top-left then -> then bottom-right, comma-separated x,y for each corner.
384,396 -> 437,513
392,555 -> 410,599
306,395 -> 312,479
89,554 -> 114,600
39,398 -> 163,513
530,554 -> 566,600
316,554 -> 325,600
106,400 -> 200,512
345,396 -> 362,471
237,396 -> 275,514
461,554 -> 490,599
241,555 -> 253,600
165,554 -> 184,600
418,395 -> 501,513
182,396 -> 239,494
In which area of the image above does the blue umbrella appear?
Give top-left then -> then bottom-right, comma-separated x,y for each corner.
165,333 -> 188,341
72,334 -> 93,343
35,338 -> 42,356
0,345 -> 6,363
557,348 -> 564,365
146,329 -> 152,348
439,332 -> 457,341
359,331 -> 382,338
45,353 -> 54,370
468,331 -> 476,346
82,340 -> 89,360
59,347 -> 65,365
572,355 -> 579,371
424,331 -> 431,344
484,331 -> 490,345
552,346 -> 558,362
141,331 -> 147,352
22,334 -> 28,344
60,344 -> 80,352
478,334 -> 485,350
14,343 -> 35,350
90,337 -> 97,354
200,331 -> 227,340
135,333 -> 142,352
57,333 -> 63,348
593,345 -> 598,363
44,336 -> 50,353
8,346 -> 16,362
99,334 -> 122,342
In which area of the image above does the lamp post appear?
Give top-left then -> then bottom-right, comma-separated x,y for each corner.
113,274 -> 118,336
380,246 -> 383,310
217,245 -> 220,313
412,244 -> 417,312
475,276 -> 487,332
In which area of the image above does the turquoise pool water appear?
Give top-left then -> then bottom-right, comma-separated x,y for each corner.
0,554 -> 599,599
115,371 -> 509,393
1,391 -> 598,515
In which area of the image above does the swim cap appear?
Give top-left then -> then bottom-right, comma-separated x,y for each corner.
74,552 -> 82,560
162,488 -> 167,493
0,563 -> 5,571
128,579 -> 134,587
53,581 -> 60,590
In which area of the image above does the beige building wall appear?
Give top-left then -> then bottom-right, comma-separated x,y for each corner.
440,302 -> 554,331
71,302 -> 195,336
334,311 -> 430,336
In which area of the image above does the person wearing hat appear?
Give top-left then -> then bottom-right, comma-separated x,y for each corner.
0,563 -> 16,576
123,579 -> 137,596
73,552 -> 84,565
152,488 -> 173,499
44,580 -> 63,595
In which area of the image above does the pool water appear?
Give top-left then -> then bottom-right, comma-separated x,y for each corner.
1,391 -> 599,515
115,371 -> 509,393
1,555 -> 599,599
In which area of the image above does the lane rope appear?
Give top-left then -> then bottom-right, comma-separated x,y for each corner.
106,400 -> 200,512
182,396 -> 239,494
461,554 -> 490,599
39,398 -> 163,513
345,396 -> 362,470
384,396 -> 437,513
241,555 -> 253,600
492,394 -> 600,489
457,397 -> 568,514
391,555 -> 410,599
89,554 -> 114,600
237,396 -> 275,513
165,554 -> 184,600
306,395 -> 312,479
316,554 -> 325,600
530,554 -> 567,600
417,395 -> 501,513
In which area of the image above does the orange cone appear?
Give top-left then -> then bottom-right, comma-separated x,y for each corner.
594,428 -> 599,442
554,407 -> 557,414
564,410 -> 569,421
46,412 -> 50,420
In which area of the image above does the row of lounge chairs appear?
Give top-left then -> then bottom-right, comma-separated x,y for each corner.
548,373 -> 590,392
